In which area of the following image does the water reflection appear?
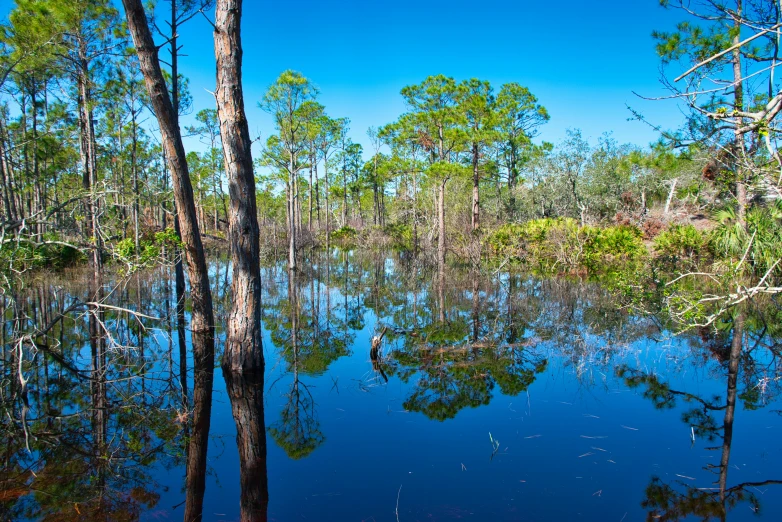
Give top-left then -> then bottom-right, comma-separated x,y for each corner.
0,271 -> 183,520
2,250 -> 781,520
619,313 -> 782,520
223,369 -> 268,522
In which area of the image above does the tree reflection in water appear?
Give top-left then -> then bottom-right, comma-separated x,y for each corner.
3,251 -> 782,520
0,269 -> 184,520
223,369 -> 268,522
618,312 -> 782,521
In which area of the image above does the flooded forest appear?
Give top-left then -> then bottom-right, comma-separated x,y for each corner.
1,0 -> 782,521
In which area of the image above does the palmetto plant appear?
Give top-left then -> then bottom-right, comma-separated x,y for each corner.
711,200 -> 782,276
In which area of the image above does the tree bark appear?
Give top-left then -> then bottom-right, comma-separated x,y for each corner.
733,1 -> 748,230
214,0 -> 263,372
471,142 -> 479,232
438,178 -> 446,269
288,155 -> 297,270
121,3 -> 216,522
122,0 -> 214,336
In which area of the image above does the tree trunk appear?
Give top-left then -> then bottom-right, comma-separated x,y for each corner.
122,4 -> 216,522
288,155 -> 297,270
342,157 -> 348,226
664,178 -> 677,215
314,161 -> 321,230
471,142 -> 479,232
323,159 -> 330,235
214,0 -> 263,372
308,154 -> 314,233
438,178 -> 446,269
132,107 -> 140,254
733,1 -> 748,230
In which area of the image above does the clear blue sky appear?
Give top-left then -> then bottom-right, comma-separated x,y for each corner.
2,0 -> 691,155
172,0 -> 688,154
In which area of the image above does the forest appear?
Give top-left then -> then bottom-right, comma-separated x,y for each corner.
1,0 -> 782,521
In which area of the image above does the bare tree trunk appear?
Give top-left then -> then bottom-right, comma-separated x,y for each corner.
214,0 -> 263,372
123,0 -> 214,335
314,161 -> 321,230
733,1 -> 748,230
324,160 -> 330,237
342,156 -> 348,226
438,178 -> 446,269
121,4 -> 216,522
664,178 -> 677,215
0,118 -> 17,222
132,108 -> 140,254
471,142 -> 479,232
411,168 -> 418,250
308,154 -> 314,234
288,156 -> 297,270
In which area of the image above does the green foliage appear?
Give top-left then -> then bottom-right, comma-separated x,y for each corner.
112,228 -> 182,271
653,224 -> 706,267
486,218 -> 646,272
0,234 -> 84,272
383,222 -> 413,250
330,226 -> 358,246
584,225 -> 645,264
710,201 -> 782,276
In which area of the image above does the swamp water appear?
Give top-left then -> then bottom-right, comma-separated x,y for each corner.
2,250 -> 781,521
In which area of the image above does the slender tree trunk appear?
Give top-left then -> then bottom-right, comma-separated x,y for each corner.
295,172 -> 302,236
122,4 -> 216,522
314,161 -> 321,230
437,125 -> 447,269
471,142 -> 479,232
323,158 -> 330,237
308,154 -> 314,234
412,168 -> 418,251
342,156 -> 348,226
733,1 -> 748,230
132,108 -> 140,254
664,178 -> 677,215
438,178 -> 446,269
168,1 -> 190,422
508,146 -> 517,220
0,119 -> 16,222
288,155 -> 297,270
214,0 -> 263,372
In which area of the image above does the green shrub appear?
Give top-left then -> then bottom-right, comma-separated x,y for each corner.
486,219 -> 646,272
710,202 -> 782,275
654,224 -> 705,265
113,228 -> 182,270
585,225 -> 646,262
383,223 -> 413,250
330,226 -> 359,246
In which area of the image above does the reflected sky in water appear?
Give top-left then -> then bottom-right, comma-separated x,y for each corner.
3,250 -> 781,521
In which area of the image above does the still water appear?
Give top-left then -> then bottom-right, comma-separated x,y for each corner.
2,250 -> 781,521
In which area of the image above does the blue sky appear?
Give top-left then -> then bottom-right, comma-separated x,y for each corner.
2,0 -> 692,155
171,0 -> 689,154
